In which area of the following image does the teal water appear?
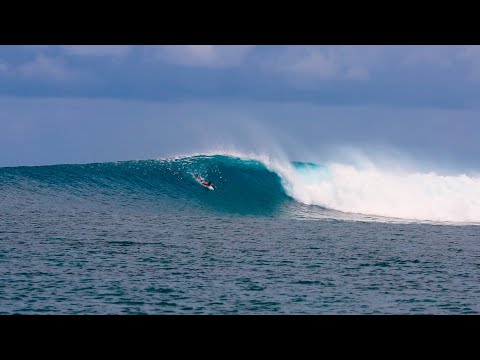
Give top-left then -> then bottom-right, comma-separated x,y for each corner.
1,155 -> 479,314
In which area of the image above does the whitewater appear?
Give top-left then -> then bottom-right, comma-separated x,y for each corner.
171,150 -> 480,223
271,158 -> 480,224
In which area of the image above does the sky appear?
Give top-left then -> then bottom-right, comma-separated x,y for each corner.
1,45 -> 480,170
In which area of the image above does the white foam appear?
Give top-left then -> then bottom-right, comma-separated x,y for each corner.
278,162 -> 480,223
166,149 -> 480,223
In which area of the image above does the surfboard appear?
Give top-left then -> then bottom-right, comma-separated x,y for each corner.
194,175 -> 215,190
199,182 -> 215,190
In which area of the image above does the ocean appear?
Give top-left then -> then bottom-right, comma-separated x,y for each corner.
1,154 -> 479,314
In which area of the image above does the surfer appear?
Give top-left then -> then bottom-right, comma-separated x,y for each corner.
194,174 -> 214,189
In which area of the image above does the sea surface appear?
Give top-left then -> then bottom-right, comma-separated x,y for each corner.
1,154 -> 479,314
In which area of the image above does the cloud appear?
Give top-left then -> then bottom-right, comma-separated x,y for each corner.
151,45 -> 254,68
345,65 -> 370,80
269,46 -> 378,85
399,45 -> 480,82
402,45 -> 456,68
62,45 -> 132,58
2,45 -> 480,108
18,55 -> 80,83
460,45 -> 480,59
457,45 -> 480,82
288,50 -> 339,78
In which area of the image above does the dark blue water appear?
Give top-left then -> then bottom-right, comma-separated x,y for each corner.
1,155 -> 479,314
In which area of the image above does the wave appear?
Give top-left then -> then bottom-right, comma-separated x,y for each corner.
0,154 -> 289,216
2,152 -> 480,223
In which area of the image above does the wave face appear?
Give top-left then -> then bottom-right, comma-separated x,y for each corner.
2,153 -> 480,223
0,155 -> 290,216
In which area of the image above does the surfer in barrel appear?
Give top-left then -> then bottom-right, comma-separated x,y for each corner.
194,174 -> 215,189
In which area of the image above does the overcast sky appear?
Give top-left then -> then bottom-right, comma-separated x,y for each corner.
1,45 -> 480,170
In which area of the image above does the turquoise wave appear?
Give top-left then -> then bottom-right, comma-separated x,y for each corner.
3,154 -> 478,223
0,155 -> 293,216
